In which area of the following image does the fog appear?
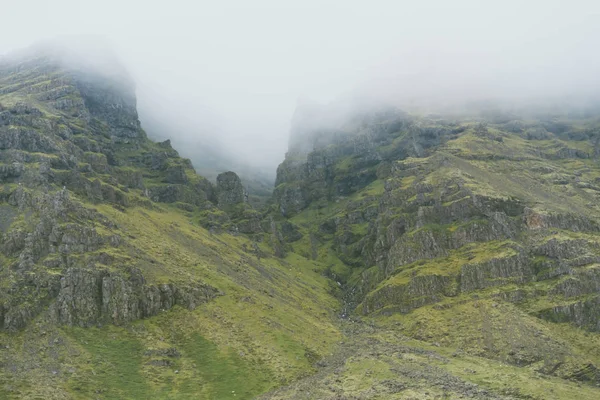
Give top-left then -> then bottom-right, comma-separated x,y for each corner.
1,1 -> 599,175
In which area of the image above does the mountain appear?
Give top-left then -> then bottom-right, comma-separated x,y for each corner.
266,100 -> 600,398
2,44 -> 600,400
0,48 -> 340,399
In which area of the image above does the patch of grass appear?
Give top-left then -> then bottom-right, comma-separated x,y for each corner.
178,333 -> 273,399
66,326 -> 151,399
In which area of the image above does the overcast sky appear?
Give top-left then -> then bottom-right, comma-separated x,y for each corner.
1,1 -> 599,170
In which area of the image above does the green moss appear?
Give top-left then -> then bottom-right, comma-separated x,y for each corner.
66,326 -> 152,399
5,61 -> 600,399
334,156 -> 356,173
177,333 -> 273,398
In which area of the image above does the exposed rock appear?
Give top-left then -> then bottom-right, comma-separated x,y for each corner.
280,221 -> 303,242
165,165 -> 189,184
524,207 -> 600,232
460,252 -> 532,291
273,182 -> 307,217
538,296 -> 600,331
51,267 -> 221,327
148,184 -> 207,205
216,171 -> 245,207
363,274 -> 456,315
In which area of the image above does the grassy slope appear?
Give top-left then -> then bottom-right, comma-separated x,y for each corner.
261,322 -> 600,400
0,203 -> 342,399
3,59 -> 600,398
0,60 -> 342,399
261,120 -> 600,399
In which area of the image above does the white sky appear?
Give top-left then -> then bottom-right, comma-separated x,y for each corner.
1,1 -> 599,169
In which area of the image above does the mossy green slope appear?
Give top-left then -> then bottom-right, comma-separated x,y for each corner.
0,52 -> 341,399
265,106 -> 600,398
4,46 -> 600,400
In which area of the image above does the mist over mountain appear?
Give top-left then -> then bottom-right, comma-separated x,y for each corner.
138,102 -> 276,205
2,1 -> 599,177
2,2 -> 600,399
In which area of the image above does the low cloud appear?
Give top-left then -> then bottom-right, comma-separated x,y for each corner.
1,1 -> 598,173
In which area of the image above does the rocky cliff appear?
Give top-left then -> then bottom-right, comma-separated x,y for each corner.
0,48 -> 342,399
269,100 -> 600,394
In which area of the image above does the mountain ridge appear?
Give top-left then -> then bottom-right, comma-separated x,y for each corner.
0,48 -> 342,399
2,47 -> 600,399
265,98 -> 600,397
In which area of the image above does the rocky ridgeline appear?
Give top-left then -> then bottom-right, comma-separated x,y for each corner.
272,104 -> 600,334
0,57 -> 204,206
0,53 -> 259,219
274,109 -> 463,217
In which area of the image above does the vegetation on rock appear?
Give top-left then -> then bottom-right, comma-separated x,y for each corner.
2,47 -> 600,399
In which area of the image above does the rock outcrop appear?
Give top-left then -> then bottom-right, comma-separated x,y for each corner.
216,171 -> 246,207
52,267 -> 220,327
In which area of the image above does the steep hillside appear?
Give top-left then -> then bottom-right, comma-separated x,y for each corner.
0,50 -> 341,399
3,45 -> 600,400
265,102 -> 600,399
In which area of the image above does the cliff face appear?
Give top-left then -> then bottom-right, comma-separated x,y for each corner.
274,107 -> 455,217
51,267 -> 218,327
